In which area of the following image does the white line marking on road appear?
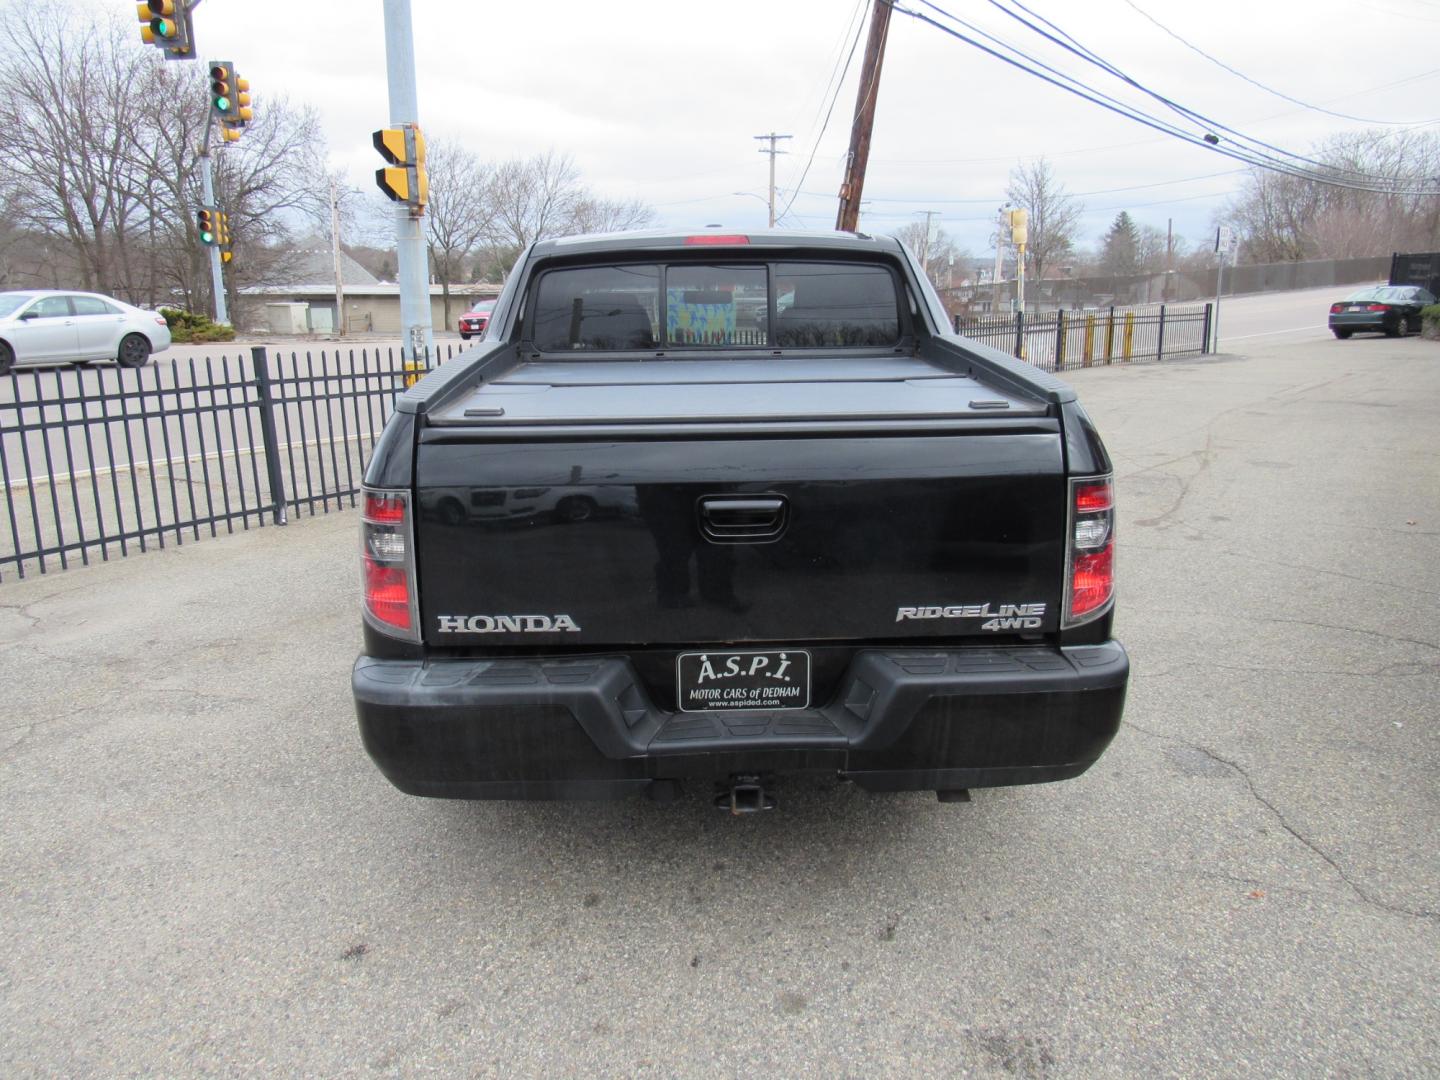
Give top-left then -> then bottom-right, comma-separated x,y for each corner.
1225,325 -> 1327,341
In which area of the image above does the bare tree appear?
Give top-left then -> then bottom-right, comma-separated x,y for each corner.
893,221 -> 968,287
0,0 -> 333,319
1224,129 -> 1440,262
1005,158 -> 1083,286
567,196 -> 656,236
0,2 -> 155,299
488,151 -> 583,250
424,139 -> 494,326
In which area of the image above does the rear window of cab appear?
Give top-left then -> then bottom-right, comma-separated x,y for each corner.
528,262 -> 903,352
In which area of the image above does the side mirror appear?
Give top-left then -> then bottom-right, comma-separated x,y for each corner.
18,310 -> 39,321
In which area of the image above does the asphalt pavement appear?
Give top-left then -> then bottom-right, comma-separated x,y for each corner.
1,329 -> 1437,1076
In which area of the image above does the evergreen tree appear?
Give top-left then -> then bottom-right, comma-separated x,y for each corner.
1101,212 -> 1142,276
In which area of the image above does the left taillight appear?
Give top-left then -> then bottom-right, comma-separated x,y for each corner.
1064,475 -> 1115,627
362,488 -> 419,641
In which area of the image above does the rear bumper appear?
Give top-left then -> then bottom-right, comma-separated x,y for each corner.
353,642 -> 1128,800
1328,313 -> 1390,331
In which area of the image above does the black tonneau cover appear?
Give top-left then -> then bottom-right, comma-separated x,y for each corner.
426,357 -> 1050,428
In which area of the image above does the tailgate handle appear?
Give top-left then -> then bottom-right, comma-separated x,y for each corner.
699,496 -> 787,543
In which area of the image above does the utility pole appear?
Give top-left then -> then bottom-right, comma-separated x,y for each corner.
914,209 -> 940,274
991,205 -> 1008,313
1165,216 -> 1174,302
381,0 -> 434,360
835,0 -> 894,232
330,178 -> 345,336
754,132 -> 791,228
197,109 -> 227,326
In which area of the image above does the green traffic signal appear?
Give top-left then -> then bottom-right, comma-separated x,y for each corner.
199,230 -> 214,244
209,63 -> 233,117
149,17 -> 176,38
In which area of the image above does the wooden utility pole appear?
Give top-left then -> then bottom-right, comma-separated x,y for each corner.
754,132 -> 792,227
330,178 -> 346,336
835,0 -> 893,233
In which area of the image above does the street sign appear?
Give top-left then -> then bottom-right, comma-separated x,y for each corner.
1215,225 -> 1235,254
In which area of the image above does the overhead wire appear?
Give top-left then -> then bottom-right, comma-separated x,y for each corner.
889,1 -> 1440,194
971,0 -> 1433,187
773,0 -> 869,224
1119,0 -> 1430,125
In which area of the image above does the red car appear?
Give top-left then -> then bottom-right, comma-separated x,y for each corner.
458,300 -> 495,340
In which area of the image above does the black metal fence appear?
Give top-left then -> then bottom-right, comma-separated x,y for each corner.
0,344 -> 457,580
955,303 -> 1212,372
1,312 -> 1212,581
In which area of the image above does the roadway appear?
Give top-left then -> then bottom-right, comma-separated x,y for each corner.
1212,283 -> 1368,347
1,325 -> 1436,1074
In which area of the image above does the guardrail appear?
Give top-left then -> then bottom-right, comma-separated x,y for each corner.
955,303 -> 1212,371
0,344 -> 454,580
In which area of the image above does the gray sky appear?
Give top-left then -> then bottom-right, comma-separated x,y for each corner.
192,0 -> 1440,258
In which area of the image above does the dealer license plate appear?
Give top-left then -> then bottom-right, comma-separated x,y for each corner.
676,650 -> 811,713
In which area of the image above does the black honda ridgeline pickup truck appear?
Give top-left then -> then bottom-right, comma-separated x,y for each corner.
352,230 -> 1128,811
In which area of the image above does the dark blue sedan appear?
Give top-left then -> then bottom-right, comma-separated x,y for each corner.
1329,285 -> 1435,339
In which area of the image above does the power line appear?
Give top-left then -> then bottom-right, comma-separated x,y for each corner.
883,69 -> 1440,166
889,1 -> 1440,195
791,168 -> 1246,204
775,2 -> 869,222
973,0 -> 1423,185
1119,0 -> 1433,125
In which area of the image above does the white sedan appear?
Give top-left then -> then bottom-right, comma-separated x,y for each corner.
0,290 -> 172,374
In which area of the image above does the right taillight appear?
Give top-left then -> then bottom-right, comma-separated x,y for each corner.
1064,476 -> 1115,627
362,488 -> 419,640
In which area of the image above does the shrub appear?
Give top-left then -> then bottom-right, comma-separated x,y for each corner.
159,307 -> 236,344
1422,304 -> 1440,341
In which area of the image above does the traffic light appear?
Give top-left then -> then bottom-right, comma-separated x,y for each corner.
210,63 -> 253,143
217,212 -> 233,264
1007,208 -> 1028,246
373,125 -> 428,217
196,207 -> 217,246
209,61 -> 234,118
234,74 -> 253,125
137,0 -> 195,60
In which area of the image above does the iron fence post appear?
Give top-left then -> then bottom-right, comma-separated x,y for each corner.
1156,304 -> 1167,361
1014,309 -> 1024,359
251,346 -> 288,525
1202,302 -> 1213,354
1055,309 -> 1067,368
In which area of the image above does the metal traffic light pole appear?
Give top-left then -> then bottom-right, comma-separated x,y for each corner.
382,0 -> 434,361
197,114 -> 228,326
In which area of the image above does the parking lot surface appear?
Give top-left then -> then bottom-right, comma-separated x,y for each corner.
2,333 -> 1437,1076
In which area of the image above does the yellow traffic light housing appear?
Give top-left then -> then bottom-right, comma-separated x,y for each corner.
1007,208 -> 1029,246
235,78 -> 253,124
373,125 -> 428,217
196,207 -> 216,246
217,212 -> 233,264
137,0 -> 195,60
209,64 -> 253,144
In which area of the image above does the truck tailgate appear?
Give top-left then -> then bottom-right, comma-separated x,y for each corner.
412,360 -> 1066,647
